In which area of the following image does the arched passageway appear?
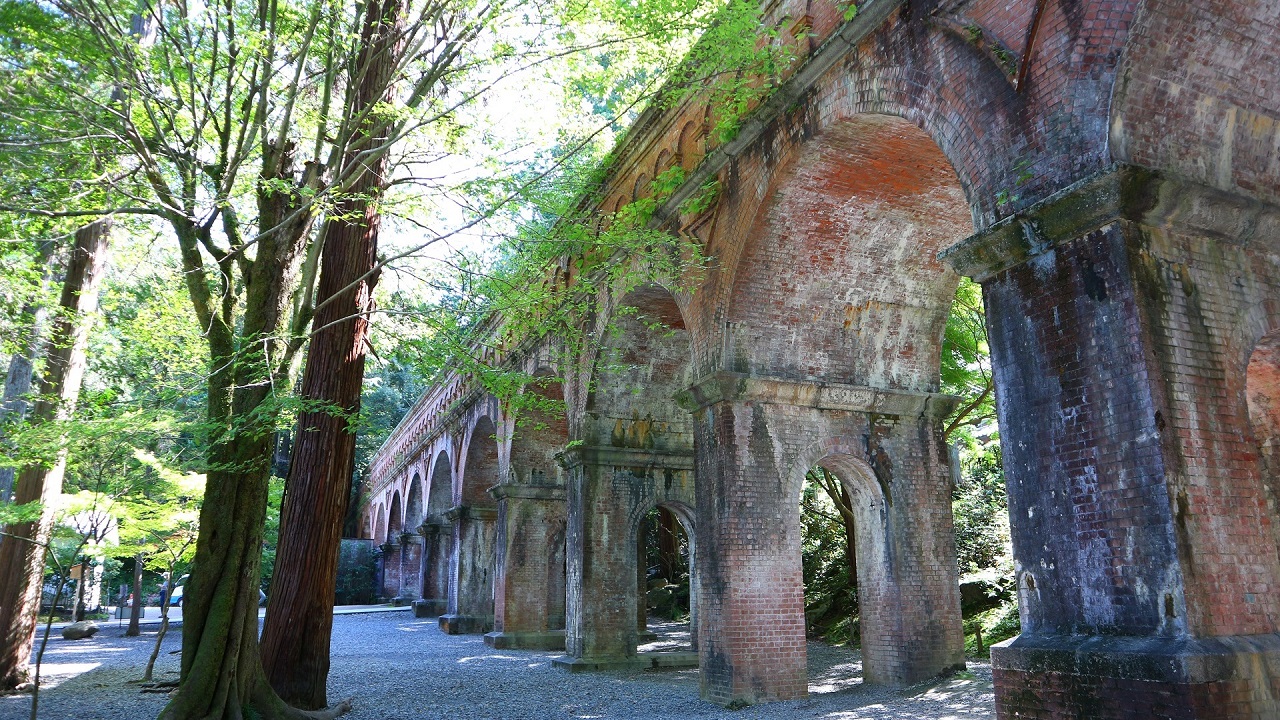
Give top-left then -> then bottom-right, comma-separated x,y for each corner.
414,451 -> 454,616
561,284 -> 699,669
1248,329 -> 1280,564
487,375 -> 571,650
693,114 -> 969,704
636,502 -> 697,656
441,415 -> 500,634
381,492 -> 404,598
395,474 -> 425,601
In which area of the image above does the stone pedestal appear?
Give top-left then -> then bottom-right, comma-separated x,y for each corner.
942,165 -> 1280,719
680,373 -> 965,706
484,484 -> 568,651
439,504 -> 498,634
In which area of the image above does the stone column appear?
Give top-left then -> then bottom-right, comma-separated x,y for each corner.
397,532 -> 423,602
439,504 -> 498,634
484,484 -> 568,650
680,373 -> 965,706
413,515 -> 451,617
941,165 -> 1280,719
379,540 -> 401,600
556,445 -> 695,671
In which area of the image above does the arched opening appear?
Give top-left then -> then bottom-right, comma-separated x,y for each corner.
427,452 -> 452,513
636,503 -> 696,653
462,416 -> 500,506
387,492 -> 403,538
709,113 -> 973,697
798,455 -> 893,687
383,491 -> 404,600
588,283 -> 693,451
725,114 -> 972,390
400,473 -> 426,601
419,451 -> 453,615
405,473 -> 424,532
566,282 -> 698,663
443,416 -> 500,632
1246,328 -> 1280,558
374,505 -> 386,544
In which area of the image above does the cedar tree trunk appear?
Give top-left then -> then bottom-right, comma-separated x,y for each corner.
0,241 -> 57,505
258,0 -> 403,707
0,219 -> 111,690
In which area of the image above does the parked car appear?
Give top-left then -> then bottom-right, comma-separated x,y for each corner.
170,576 -> 266,608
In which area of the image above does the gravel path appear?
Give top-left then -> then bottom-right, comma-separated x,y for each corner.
0,612 -> 994,720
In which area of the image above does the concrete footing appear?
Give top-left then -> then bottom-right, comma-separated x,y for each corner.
439,613 -> 493,634
413,598 -> 447,617
552,652 -> 699,672
484,630 -> 566,650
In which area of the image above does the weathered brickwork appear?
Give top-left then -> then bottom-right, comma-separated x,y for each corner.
363,1 -> 1280,716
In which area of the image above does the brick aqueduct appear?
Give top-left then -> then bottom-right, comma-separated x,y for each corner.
362,0 -> 1280,716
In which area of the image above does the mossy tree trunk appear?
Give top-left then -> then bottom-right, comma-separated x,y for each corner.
0,219 -> 111,691
259,0 -> 404,706
158,150 -> 344,720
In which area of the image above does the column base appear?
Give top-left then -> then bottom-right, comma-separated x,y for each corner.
439,613 -> 493,634
484,630 -> 566,650
552,652 -> 699,672
993,633 -> 1280,719
413,598 -> 447,617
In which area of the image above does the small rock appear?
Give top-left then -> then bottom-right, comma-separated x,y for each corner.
62,621 -> 100,640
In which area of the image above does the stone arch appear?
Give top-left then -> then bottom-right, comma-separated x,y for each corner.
802,448 -> 895,684
677,119 -> 700,169
718,114 -> 973,393
420,450 -> 455,613
427,450 -> 452,514
655,149 -> 673,178
629,499 -> 699,652
462,415 -> 500,507
387,491 -> 403,538
373,505 -> 386,544
633,173 -> 651,201
405,472 -> 424,532
585,282 -> 695,451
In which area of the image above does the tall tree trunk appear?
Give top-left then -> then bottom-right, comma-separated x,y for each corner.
0,240 -> 58,504
127,553 -> 144,636
158,188 -> 342,720
0,219 -> 111,691
259,0 -> 403,708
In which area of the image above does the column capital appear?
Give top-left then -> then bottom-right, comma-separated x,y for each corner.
443,504 -> 499,522
676,371 -> 957,419
940,163 -> 1280,282
555,444 -> 695,471
488,484 -> 567,502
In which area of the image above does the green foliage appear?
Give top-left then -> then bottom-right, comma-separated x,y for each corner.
941,277 -> 996,444
952,444 -> 1010,578
799,469 -> 856,644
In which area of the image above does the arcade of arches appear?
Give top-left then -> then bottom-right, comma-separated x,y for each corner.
363,1 -> 1280,717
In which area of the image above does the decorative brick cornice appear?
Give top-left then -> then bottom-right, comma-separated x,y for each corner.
676,371 -> 958,419
940,163 -> 1280,282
